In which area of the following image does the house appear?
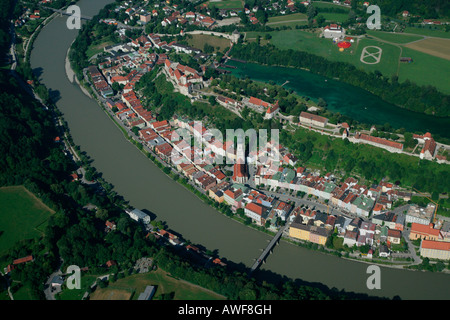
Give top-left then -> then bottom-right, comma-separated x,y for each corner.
343,230 -> 358,247
387,229 -> 402,245
106,260 -> 117,268
379,244 -> 390,257
105,220 -> 116,232
51,275 -> 64,289
244,202 -> 269,225
420,240 -> 450,260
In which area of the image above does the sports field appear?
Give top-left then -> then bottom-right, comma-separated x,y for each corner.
0,186 -> 54,254
186,34 -> 231,52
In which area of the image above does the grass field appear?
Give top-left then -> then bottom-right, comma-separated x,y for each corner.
398,46 -> 450,94
89,269 -> 226,300
403,26 -> 450,39
366,30 -> 424,44
86,40 -> 114,59
207,0 -> 243,9
0,186 -> 54,254
244,28 -> 450,93
268,13 -> 307,23
319,12 -> 349,23
186,34 -> 231,52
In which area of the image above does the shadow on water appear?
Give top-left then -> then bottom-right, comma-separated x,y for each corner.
49,88 -> 61,103
32,67 -> 43,79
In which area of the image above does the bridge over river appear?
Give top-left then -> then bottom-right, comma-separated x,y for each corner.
249,223 -> 290,275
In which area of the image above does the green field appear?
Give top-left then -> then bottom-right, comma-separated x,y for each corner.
208,0 -> 243,9
186,34 -> 231,52
398,46 -> 450,94
0,186 -> 54,254
366,30 -> 425,44
319,12 -> 349,23
314,2 -> 350,11
88,269 -> 226,300
404,26 -> 450,39
244,29 -> 450,93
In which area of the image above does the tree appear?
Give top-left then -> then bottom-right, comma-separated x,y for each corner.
208,95 -> 217,106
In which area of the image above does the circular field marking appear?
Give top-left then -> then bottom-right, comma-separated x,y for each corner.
360,46 -> 382,64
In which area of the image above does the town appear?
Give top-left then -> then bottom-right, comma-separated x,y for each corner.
82,25 -> 450,264
2,0 -> 449,303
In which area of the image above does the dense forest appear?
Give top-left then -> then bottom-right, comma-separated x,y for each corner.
368,0 -> 450,19
230,42 -> 450,117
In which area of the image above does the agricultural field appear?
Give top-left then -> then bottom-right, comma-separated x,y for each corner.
403,37 -> 450,61
207,0 -> 243,9
0,186 -> 54,254
89,269 -> 226,300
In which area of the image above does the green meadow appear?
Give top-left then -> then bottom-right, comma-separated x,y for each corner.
0,186 -> 54,254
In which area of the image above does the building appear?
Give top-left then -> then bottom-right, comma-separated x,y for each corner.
409,223 -> 443,241
353,133 -> 403,153
405,204 -> 435,226
138,286 -> 156,300
244,202 -> 269,225
420,240 -> 450,260
126,208 -> 151,224
323,24 -> 344,39
232,163 -> 248,184
299,111 -> 328,128
289,216 -> 330,245
387,229 -> 402,245
419,136 -> 437,160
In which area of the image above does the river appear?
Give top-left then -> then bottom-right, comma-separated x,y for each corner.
226,59 -> 450,139
30,0 -> 449,300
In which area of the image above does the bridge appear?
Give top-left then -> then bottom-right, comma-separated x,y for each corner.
249,223 -> 289,275
41,6 -> 93,20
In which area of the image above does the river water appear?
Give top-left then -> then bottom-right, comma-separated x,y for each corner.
226,60 -> 450,139
30,0 -> 449,300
